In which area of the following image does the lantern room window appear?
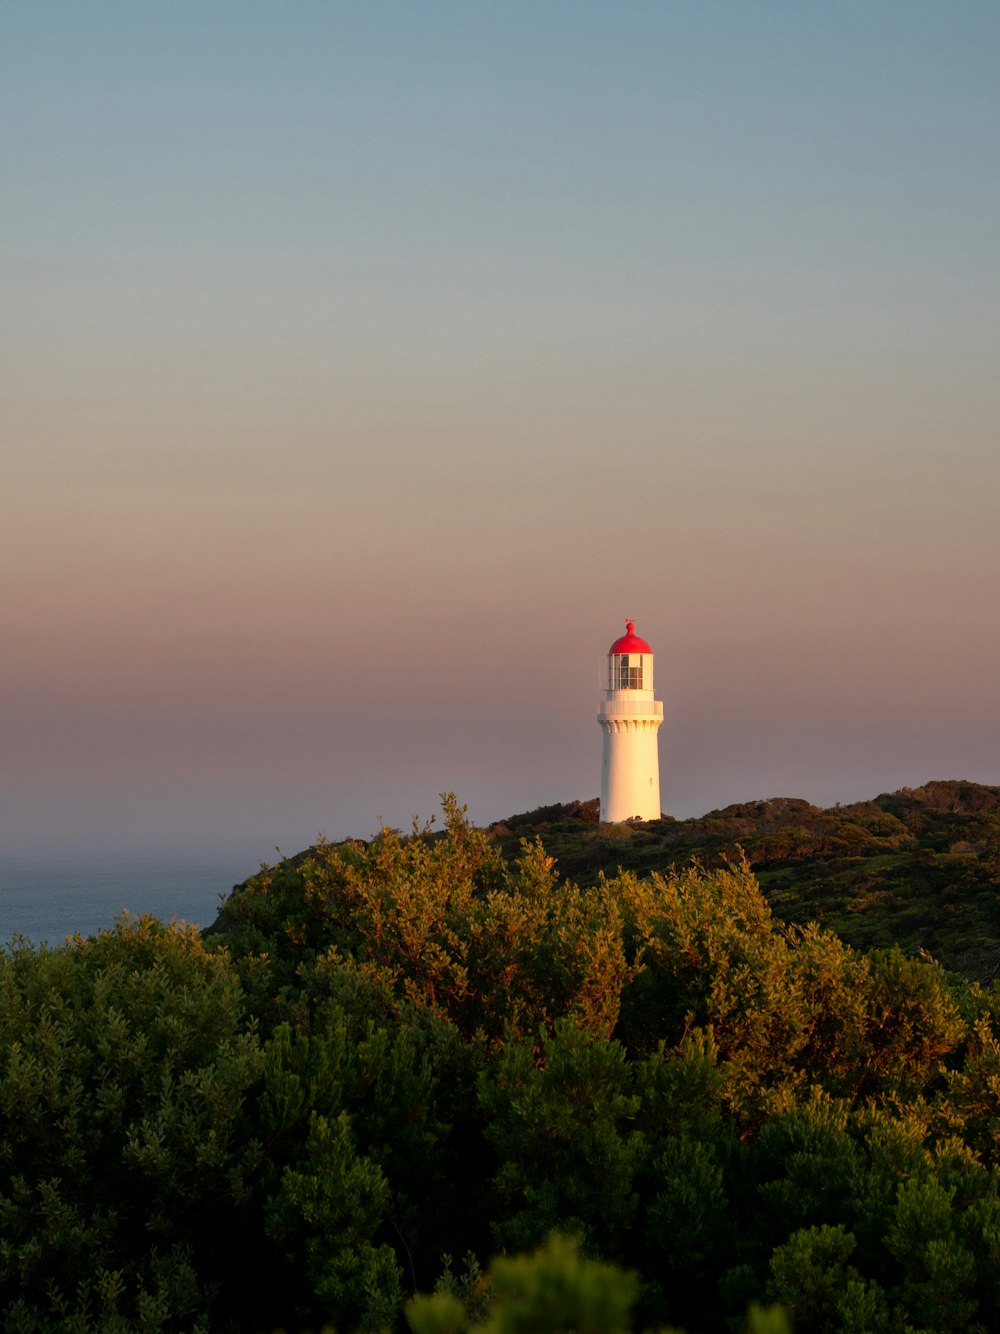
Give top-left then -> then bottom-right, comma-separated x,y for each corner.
612,655 -> 644,690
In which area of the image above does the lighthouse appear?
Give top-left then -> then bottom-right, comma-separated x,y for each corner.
598,620 -> 664,822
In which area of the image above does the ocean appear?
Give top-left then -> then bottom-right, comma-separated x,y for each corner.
0,850 -> 265,947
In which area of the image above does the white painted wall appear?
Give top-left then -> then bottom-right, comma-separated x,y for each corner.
598,660 -> 663,821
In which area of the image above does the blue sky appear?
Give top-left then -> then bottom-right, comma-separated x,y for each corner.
3,2 -> 998,857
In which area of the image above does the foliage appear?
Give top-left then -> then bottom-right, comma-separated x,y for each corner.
6,787 -> 1000,1330
0,915 -> 261,1332
490,781 -> 1000,981
408,1232 -> 639,1334
478,1021 -> 643,1259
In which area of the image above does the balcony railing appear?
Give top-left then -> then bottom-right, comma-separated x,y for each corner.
598,698 -> 664,720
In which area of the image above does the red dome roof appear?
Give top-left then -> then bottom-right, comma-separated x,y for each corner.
609,619 -> 652,655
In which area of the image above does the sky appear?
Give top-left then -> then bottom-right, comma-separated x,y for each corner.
3,1 -> 999,861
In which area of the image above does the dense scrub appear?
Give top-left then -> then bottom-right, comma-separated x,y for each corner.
4,794 -> 1000,1331
491,781 -> 1000,980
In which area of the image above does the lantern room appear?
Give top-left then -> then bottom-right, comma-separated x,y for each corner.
607,619 -> 653,692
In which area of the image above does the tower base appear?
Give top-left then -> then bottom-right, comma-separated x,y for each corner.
599,715 -> 662,822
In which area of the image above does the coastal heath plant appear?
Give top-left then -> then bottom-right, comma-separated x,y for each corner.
0,916 -> 261,1331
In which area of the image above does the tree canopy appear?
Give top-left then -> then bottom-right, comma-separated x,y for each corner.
3,789 -> 1000,1331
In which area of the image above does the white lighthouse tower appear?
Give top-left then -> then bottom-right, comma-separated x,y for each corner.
598,620 -> 664,822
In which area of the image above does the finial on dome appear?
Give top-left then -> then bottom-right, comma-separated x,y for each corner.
626,618 -> 634,635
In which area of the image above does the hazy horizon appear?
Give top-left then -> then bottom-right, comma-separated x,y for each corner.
4,2 -> 998,861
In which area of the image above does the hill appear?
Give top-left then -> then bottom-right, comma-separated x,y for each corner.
488,780 -> 1000,981
11,786 -> 1000,1332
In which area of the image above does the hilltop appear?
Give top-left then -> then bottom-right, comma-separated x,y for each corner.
208,778 -> 1000,982
488,779 -> 1000,981
11,783 -> 1000,1332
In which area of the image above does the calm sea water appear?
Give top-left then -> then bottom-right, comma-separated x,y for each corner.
0,851 -> 264,946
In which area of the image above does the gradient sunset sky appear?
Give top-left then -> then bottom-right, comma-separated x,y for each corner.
4,2 -> 998,859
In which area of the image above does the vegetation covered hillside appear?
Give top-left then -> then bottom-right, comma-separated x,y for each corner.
6,792 -> 1000,1331
490,780 -> 1000,981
